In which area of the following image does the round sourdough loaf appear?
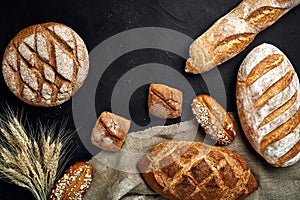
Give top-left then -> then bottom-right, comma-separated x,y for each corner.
2,22 -> 89,107
236,43 -> 300,167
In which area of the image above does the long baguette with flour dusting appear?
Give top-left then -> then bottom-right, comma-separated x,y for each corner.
185,0 -> 300,74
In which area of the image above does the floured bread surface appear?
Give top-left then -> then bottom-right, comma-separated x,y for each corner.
185,0 -> 300,74
91,111 -> 131,152
2,22 -> 89,107
138,140 -> 258,200
236,43 -> 300,167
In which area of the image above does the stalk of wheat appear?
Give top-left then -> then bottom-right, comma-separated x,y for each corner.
0,107 -> 74,200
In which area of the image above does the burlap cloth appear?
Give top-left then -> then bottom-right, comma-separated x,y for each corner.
84,114 -> 300,200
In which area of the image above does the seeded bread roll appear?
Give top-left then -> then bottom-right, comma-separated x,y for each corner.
138,140 -> 258,200
191,94 -> 237,145
185,0 -> 300,74
49,162 -> 92,200
236,43 -> 300,167
2,22 -> 89,107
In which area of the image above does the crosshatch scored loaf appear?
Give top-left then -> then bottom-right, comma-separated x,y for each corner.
236,43 -> 300,167
138,140 -> 258,200
185,0 -> 300,74
2,22 -> 89,107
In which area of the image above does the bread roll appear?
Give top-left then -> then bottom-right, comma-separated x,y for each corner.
148,83 -> 183,119
191,94 -> 236,145
91,111 -> 131,152
236,43 -> 300,167
138,140 -> 258,200
185,0 -> 300,74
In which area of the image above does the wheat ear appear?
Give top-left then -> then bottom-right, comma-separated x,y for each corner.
0,108 -> 73,200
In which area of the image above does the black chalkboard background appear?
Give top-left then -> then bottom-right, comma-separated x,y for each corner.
0,0 -> 299,199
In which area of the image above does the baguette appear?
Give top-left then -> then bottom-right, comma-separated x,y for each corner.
236,43 -> 300,167
185,0 -> 300,74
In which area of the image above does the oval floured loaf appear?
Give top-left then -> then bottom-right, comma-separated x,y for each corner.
138,140 -> 258,200
236,43 -> 300,167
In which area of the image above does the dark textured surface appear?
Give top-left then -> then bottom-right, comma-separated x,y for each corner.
0,0 -> 299,199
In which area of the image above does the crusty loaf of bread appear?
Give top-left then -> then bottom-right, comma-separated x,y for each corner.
185,0 -> 300,74
2,22 -> 89,107
236,43 -> 300,167
138,140 -> 258,200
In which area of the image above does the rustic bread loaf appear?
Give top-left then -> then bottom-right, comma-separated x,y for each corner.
138,140 -> 258,200
236,43 -> 300,167
191,94 -> 236,145
91,111 -> 131,152
2,22 -> 89,107
185,0 -> 300,74
148,83 -> 183,119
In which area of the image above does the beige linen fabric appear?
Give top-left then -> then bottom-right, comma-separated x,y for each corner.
84,114 -> 300,200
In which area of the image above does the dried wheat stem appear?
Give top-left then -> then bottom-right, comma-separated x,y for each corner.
43,136 -> 54,169
8,122 -> 28,152
0,128 -> 16,148
4,168 -> 32,186
0,109 -> 73,200
1,148 -> 16,166
13,117 -> 30,144
47,142 -> 62,188
33,141 -> 41,162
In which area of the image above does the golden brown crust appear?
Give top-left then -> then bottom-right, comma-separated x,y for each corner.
2,22 -> 89,107
254,70 -> 294,108
138,141 -> 258,200
48,162 -> 93,200
91,111 -> 131,152
185,0 -> 299,74
185,60 -> 199,74
213,33 -> 257,66
245,7 -> 287,26
278,141 -> 300,165
236,81 -> 262,156
148,83 -> 183,119
258,92 -> 297,128
191,94 -> 237,145
236,43 -> 300,167
260,108 -> 300,154
246,54 -> 284,87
